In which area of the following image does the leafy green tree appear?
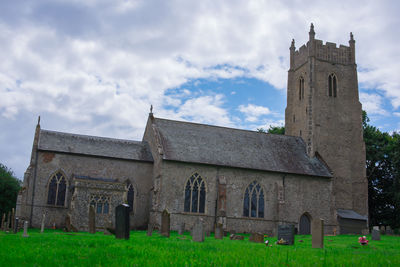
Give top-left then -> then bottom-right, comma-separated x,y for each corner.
0,163 -> 21,216
257,125 -> 285,135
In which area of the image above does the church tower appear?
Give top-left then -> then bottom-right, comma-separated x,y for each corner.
285,24 -> 368,222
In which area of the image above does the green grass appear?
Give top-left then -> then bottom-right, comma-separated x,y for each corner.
0,229 -> 399,266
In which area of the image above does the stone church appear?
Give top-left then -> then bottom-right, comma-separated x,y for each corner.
16,25 -> 368,235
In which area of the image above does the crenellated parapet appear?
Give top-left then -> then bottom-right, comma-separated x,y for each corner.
290,24 -> 355,70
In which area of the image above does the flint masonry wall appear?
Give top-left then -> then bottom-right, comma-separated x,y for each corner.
29,151 -> 153,229
150,160 -> 333,235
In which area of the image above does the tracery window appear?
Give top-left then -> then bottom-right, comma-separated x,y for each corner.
299,77 -> 305,100
47,171 -> 67,206
127,184 -> 134,212
184,173 -> 206,213
243,181 -> 264,218
328,73 -> 337,97
90,195 -> 110,214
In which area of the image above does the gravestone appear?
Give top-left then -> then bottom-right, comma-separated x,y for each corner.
371,229 -> 380,241
380,226 -> 385,234
191,219 -> 205,242
40,213 -> 46,233
6,212 -> 11,230
1,213 -> 5,230
11,208 -> 15,231
215,224 -> 223,239
312,218 -> 324,248
386,226 -> 394,235
13,218 -> 19,234
23,221 -> 29,237
147,224 -> 153,236
115,204 -> 130,239
65,214 -> 72,232
160,210 -> 170,237
89,206 -> 96,234
249,232 -> 264,243
178,222 -> 185,235
277,225 -> 295,245
230,234 -> 244,240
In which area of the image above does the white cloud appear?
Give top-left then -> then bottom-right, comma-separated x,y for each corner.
238,104 -> 272,122
394,112 -> 400,117
359,92 -> 388,116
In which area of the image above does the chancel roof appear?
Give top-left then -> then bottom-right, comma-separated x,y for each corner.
38,130 -> 153,162
153,117 -> 332,178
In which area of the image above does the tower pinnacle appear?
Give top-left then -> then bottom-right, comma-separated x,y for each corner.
309,23 -> 315,40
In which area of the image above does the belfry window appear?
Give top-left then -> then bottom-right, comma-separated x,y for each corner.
299,77 -> 305,100
127,184 -> 134,212
328,73 -> 337,97
243,181 -> 264,218
184,173 -> 206,213
47,172 -> 67,206
90,194 -> 111,214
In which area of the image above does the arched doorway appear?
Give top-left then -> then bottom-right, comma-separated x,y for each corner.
299,213 -> 311,234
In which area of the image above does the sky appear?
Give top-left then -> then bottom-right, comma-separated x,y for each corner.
1,0 -> 399,179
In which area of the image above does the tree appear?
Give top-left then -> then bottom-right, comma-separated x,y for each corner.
0,163 -> 21,216
257,125 -> 285,135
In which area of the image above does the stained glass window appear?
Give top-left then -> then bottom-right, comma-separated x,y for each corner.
243,181 -> 264,218
47,172 -> 67,206
184,173 -> 206,213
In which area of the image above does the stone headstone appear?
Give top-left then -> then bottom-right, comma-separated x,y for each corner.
380,226 -> 385,234
13,218 -> 19,234
147,224 -> 153,236
191,219 -> 205,242
115,204 -> 130,239
371,229 -> 380,241
230,234 -> 244,240
277,225 -> 295,245
312,218 -> 324,248
178,222 -> 185,235
249,232 -> 264,243
160,209 -> 170,237
6,212 -> 11,230
11,208 -> 15,230
386,226 -> 394,235
23,221 -> 29,237
1,213 -> 5,230
89,206 -> 96,234
215,224 -> 223,239
65,214 -> 72,232
373,226 -> 379,231
40,213 -> 46,233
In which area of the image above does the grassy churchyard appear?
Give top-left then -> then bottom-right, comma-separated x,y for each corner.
0,229 -> 399,266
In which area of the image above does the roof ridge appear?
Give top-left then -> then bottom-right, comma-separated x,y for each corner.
40,129 -> 141,144
153,116 -> 294,139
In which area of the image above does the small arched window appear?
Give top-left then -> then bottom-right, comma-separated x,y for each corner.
184,173 -> 206,213
47,171 -> 67,206
243,181 -> 264,218
328,73 -> 337,97
127,184 -> 134,212
299,77 -> 305,100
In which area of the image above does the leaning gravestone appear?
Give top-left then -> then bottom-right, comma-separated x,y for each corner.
23,221 -> 29,237
215,224 -> 223,239
89,206 -> 96,234
249,232 -> 264,243
13,218 -> 19,234
1,213 -> 5,230
230,234 -> 244,240
115,204 -> 130,240
65,214 -> 72,232
178,222 -> 185,235
386,226 -> 394,235
11,208 -> 15,231
40,213 -> 46,233
6,212 -> 11,231
160,210 -> 170,237
147,224 -> 153,236
312,218 -> 324,248
277,225 -> 295,245
192,219 -> 205,242
371,228 -> 380,241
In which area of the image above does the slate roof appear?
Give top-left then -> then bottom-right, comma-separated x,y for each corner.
153,118 -> 332,178
38,130 -> 153,162
337,209 -> 368,221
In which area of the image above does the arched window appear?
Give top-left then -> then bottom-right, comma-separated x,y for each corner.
243,181 -> 264,218
47,171 -> 67,206
90,194 -> 110,214
299,77 -> 305,100
184,173 -> 206,213
127,184 -> 134,212
328,73 -> 337,97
